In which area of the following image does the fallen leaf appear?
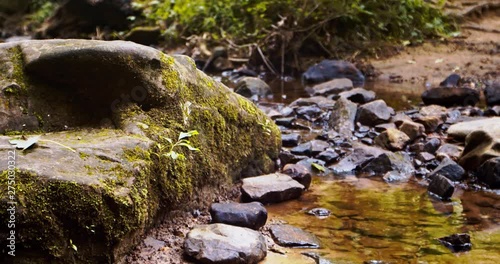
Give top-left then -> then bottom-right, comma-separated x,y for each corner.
9,135 -> 41,150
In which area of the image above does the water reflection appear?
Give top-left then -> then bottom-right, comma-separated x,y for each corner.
266,177 -> 500,263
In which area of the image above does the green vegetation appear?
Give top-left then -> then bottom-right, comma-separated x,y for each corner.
153,130 -> 201,160
133,0 -> 457,53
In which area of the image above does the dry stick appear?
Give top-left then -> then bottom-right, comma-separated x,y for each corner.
256,45 -> 279,76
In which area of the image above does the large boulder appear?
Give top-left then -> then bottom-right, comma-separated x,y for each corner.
0,40 -> 280,263
421,87 -> 480,107
37,0 -> 133,38
184,224 -> 267,264
234,77 -> 272,99
302,60 -> 365,87
447,118 -> 500,170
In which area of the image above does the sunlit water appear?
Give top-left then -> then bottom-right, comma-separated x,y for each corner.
265,177 -> 500,263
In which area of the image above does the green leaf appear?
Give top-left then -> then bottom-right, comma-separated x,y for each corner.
178,130 -> 199,140
9,135 -> 41,150
311,163 -> 326,172
165,137 -> 173,144
177,142 -> 200,151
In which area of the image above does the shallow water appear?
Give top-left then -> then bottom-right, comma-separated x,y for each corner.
265,177 -> 500,263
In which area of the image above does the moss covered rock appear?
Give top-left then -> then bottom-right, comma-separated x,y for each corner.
0,40 -> 280,263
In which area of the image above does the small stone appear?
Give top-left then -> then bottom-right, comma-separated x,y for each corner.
417,152 -> 436,163
399,120 -> 425,141
356,100 -> 393,126
374,128 -> 410,151
423,138 -> 441,154
428,174 -> 455,200
435,144 -> 462,160
282,163 -> 312,189
428,157 -> 465,181
291,142 -> 312,156
281,133 -> 301,147
316,148 -> 340,164
306,208 -> 331,218
275,117 -> 295,127
310,140 -> 330,155
374,123 -> 396,132
310,78 -> 353,97
438,233 -> 472,253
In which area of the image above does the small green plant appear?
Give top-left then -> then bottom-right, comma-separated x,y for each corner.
154,130 -> 200,160
311,163 -> 326,173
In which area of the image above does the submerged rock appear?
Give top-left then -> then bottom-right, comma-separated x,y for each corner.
184,224 -> 267,264
241,173 -> 304,203
269,224 -> 321,248
210,202 -> 268,230
235,77 -> 272,98
438,233 -> 472,253
307,208 -> 331,218
0,40 -> 280,263
302,60 -> 365,87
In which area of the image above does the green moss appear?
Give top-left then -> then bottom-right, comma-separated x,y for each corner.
7,46 -> 28,95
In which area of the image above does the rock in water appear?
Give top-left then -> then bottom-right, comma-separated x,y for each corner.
241,173 -> 305,203
184,224 -> 267,264
428,174 -> 455,200
0,39 -> 280,263
328,97 -> 357,139
438,233 -> 472,253
476,157 -> 500,188
421,87 -> 480,107
302,60 -> 365,87
269,224 -> 321,248
356,100 -> 393,127
210,202 -> 268,230
234,76 -> 272,98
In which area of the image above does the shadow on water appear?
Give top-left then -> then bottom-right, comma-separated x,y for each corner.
265,177 -> 500,263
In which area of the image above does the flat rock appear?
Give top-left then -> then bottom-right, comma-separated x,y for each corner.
184,224 -> 267,264
210,202 -> 267,230
310,78 -> 353,97
361,152 -> 414,181
289,96 -> 336,109
269,224 -> 321,248
302,60 -> 365,87
339,88 -> 376,104
241,173 -> 305,203
281,133 -> 301,147
447,117 -> 500,140
329,144 -> 385,174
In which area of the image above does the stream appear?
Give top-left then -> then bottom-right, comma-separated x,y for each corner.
224,77 -> 500,263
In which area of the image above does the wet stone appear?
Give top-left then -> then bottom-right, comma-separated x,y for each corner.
280,106 -> 295,117
476,157 -> 500,188
424,138 -> 441,154
210,202 -> 268,230
361,138 -> 373,145
328,96 -> 358,138
269,224 -> 321,248
291,142 -> 312,156
438,233 -> 472,253
374,128 -> 410,151
282,163 -> 312,189
296,105 -> 322,117
274,117 -> 295,127
428,157 -> 465,181
436,144 -> 462,160
281,133 -> 301,147
241,173 -> 305,204
399,120 -> 425,141
417,152 -> 436,163
329,144 -> 385,174
428,174 -> 455,200
306,208 -> 331,218
279,150 -> 308,165
310,78 -> 353,97
310,140 -> 330,155
297,158 -> 327,174
356,99 -> 394,126
316,149 -> 340,164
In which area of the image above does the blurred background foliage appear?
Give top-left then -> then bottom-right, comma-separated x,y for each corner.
131,0 -> 457,51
